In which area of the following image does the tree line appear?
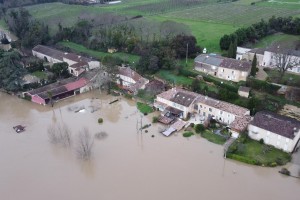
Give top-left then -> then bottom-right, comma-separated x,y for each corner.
219,16 -> 300,51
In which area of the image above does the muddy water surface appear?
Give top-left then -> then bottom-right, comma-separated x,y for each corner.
0,92 -> 300,200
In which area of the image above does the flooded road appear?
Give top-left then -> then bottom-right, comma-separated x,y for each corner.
0,92 -> 299,200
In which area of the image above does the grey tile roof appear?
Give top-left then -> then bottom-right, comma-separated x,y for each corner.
219,58 -> 251,72
32,45 -> 64,61
194,54 -> 223,66
170,91 -> 198,107
250,111 -> 300,139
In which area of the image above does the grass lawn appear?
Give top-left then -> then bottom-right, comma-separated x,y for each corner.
137,102 -> 154,114
265,69 -> 300,87
228,135 -> 291,166
31,71 -> 47,79
199,130 -> 227,145
252,34 -> 300,49
156,70 -> 193,86
58,41 -> 140,63
256,0 -> 300,10
149,15 -> 237,53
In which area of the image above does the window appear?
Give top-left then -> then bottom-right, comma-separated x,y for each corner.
219,111 -> 223,115
200,105 -> 202,108
194,105 -> 198,110
209,108 -> 212,112
222,69 -> 224,72
232,71 -> 234,74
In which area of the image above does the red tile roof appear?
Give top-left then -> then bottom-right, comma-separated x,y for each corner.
64,78 -> 88,91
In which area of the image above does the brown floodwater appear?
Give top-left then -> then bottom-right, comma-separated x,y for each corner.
0,91 -> 299,200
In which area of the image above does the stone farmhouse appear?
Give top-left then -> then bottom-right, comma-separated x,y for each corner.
248,111 -> 300,153
154,87 -> 251,138
32,45 -> 100,77
236,46 -> 300,74
194,54 -> 251,82
116,66 -> 149,95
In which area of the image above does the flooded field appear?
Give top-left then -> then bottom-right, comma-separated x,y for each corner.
0,91 -> 300,200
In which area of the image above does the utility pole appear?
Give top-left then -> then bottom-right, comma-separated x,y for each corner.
185,43 -> 189,67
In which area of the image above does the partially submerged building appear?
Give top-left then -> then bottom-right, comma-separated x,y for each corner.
248,111 -> 300,153
154,87 -> 251,137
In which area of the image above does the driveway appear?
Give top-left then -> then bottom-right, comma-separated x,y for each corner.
255,66 -> 268,81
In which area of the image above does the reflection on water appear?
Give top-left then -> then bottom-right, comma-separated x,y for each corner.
0,92 -> 300,200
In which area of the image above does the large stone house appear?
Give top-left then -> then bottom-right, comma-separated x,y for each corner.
32,45 -> 100,77
236,46 -> 300,74
194,54 -> 251,82
116,66 -> 149,95
248,111 -> 300,153
154,87 -> 251,137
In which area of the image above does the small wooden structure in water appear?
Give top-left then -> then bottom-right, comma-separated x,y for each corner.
161,119 -> 187,137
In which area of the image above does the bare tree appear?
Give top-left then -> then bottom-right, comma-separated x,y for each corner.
47,123 -> 72,147
76,127 -> 94,160
273,49 -> 299,80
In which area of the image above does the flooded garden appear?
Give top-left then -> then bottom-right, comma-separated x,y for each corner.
0,91 -> 300,200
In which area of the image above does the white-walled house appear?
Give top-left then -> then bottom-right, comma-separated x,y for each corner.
194,54 -> 251,82
154,88 -> 200,119
154,87 -> 251,137
248,111 -> 300,153
193,95 -> 251,138
32,45 -> 101,77
236,46 -> 300,74
116,66 -> 149,94
32,45 -> 63,63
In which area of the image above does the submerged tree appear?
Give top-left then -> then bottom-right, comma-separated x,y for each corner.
76,127 -> 94,160
47,123 -> 72,147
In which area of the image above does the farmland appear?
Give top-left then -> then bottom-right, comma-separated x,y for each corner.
11,0 -> 300,52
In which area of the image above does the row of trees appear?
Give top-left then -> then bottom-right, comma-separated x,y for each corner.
0,50 -> 26,91
220,16 -> 300,50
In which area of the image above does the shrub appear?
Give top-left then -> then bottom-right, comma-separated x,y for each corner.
124,93 -> 132,99
98,118 -> 103,124
280,168 -> 290,176
195,124 -> 205,133
152,116 -> 159,123
259,138 -> 264,144
227,154 -> 258,165
183,131 -> 194,137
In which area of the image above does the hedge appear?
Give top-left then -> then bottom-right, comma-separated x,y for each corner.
203,75 -> 238,92
179,68 -> 198,78
246,77 -> 280,95
226,153 -> 260,165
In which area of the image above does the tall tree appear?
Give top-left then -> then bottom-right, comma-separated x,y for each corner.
227,42 -> 234,58
250,53 -> 257,77
273,49 -> 299,80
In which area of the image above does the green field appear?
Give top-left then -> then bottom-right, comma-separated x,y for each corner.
163,3 -> 300,26
18,0 -> 300,52
58,41 -> 140,63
